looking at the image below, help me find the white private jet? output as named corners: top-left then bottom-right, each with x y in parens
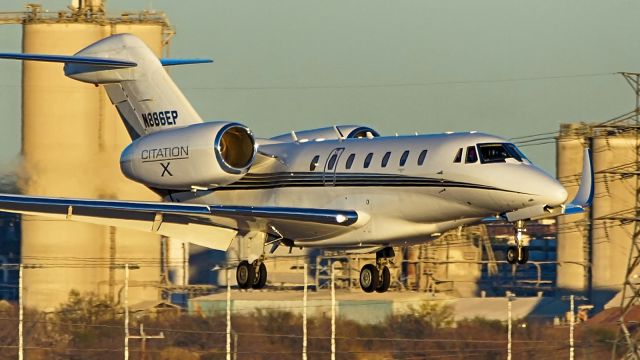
top-left (0, 34), bottom-right (592, 293)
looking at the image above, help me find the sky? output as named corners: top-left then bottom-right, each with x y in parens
top-left (1, 0), bottom-right (640, 174)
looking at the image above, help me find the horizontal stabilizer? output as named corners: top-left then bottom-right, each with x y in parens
top-left (160, 58), bottom-right (213, 66)
top-left (0, 53), bottom-right (137, 67)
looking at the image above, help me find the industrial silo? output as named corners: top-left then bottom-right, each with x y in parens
top-left (20, 2), bottom-right (172, 309)
top-left (589, 131), bottom-right (638, 307)
top-left (555, 123), bottom-right (590, 294)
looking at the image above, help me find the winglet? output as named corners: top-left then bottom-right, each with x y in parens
top-left (564, 148), bottom-right (593, 214)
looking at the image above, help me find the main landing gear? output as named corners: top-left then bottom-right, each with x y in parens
top-left (359, 247), bottom-right (393, 293)
top-left (506, 220), bottom-right (529, 265)
top-left (236, 256), bottom-right (268, 290)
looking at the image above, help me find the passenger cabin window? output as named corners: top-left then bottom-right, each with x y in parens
top-left (310, 155), bottom-right (320, 171)
top-left (465, 146), bottom-right (478, 163)
top-left (327, 154), bottom-right (338, 170)
top-left (345, 153), bottom-right (356, 169)
top-left (477, 143), bottom-right (527, 164)
top-left (364, 153), bottom-right (374, 168)
top-left (381, 152), bottom-right (391, 167)
top-left (399, 150), bottom-right (410, 167)
top-left (417, 150), bottom-right (428, 166)
top-left (453, 148), bottom-right (463, 163)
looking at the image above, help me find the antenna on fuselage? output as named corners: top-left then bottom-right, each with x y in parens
top-left (290, 130), bottom-right (298, 142)
top-left (333, 125), bottom-right (346, 141)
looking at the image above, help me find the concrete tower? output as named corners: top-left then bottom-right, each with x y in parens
top-left (589, 132), bottom-right (638, 306)
top-left (556, 123), bottom-right (590, 294)
top-left (19, 2), bottom-right (174, 309)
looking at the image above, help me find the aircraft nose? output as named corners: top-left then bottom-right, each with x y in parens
top-left (547, 181), bottom-right (568, 206)
top-left (536, 173), bottom-right (568, 206)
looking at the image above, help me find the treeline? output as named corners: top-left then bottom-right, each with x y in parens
top-left (0, 291), bottom-right (616, 359)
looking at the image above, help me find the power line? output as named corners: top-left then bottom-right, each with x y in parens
top-left (185, 72), bottom-right (615, 91)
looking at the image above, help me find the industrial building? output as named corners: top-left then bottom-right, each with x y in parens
top-left (0, 1), bottom-right (181, 310)
top-left (556, 117), bottom-right (640, 310)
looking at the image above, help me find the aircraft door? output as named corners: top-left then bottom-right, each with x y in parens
top-left (323, 147), bottom-right (345, 186)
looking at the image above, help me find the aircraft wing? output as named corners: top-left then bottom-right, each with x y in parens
top-left (0, 194), bottom-right (362, 251)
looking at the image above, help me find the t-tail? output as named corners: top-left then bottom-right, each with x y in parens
top-left (0, 33), bottom-right (212, 139)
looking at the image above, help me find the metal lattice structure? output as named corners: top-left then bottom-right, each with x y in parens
top-left (607, 72), bottom-right (640, 359)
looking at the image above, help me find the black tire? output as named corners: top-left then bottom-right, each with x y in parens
top-left (360, 264), bottom-right (379, 293)
top-left (236, 260), bottom-right (254, 289)
top-left (252, 262), bottom-right (268, 289)
top-left (375, 266), bottom-right (391, 293)
top-left (517, 247), bottom-right (529, 265)
top-left (506, 247), bottom-right (517, 265)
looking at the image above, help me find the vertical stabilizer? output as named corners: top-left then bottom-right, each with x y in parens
top-left (64, 33), bottom-right (203, 138)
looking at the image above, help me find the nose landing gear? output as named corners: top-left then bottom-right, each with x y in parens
top-left (506, 220), bottom-right (529, 265)
top-left (359, 247), bottom-right (393, 293)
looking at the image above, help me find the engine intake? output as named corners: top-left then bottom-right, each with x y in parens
top-left (120, 122), bottom-right (256, 190)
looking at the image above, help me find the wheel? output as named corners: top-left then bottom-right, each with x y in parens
top-left (360, 264), bottom-right (379, 293)
top-left (506, 247), bottom-right (517, 265)
top-left (375, 266), bottom-right (391, 293)
top-left (236, 260), bottom-right (254, 289)
top-left (517, 247), bottom-right (529, 265)
top-left (252, 262), bottom-right (268, 289)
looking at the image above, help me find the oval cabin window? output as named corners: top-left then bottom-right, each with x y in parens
top-left (364, 153), bottom-right (374, 168)
top-left (399, 150), bottom-right (410, 166)
top-left (418, 150), bottom-right (428, 166)
top-left (345, 153), bottom-right (356, 169)
top-left (381, 152), bottom-right (391, 167)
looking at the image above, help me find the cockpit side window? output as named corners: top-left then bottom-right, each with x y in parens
top-left (477, 143), bottom-right (527, 164)
top-left (504, 143), bottom-right (528, 162)
top-left (453, 148), bottom-right (463, 163)
top-left (465, 146), bottom-right (478, 163)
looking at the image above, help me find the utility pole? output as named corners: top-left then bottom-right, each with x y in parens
top-left (506, 292), bottom-right (516, 360)
top-left (18, 264), bottom-right (22, 360)
top-left (226, 267), bottom-right (231, 360)
top-left (115, 263), bottom-right (139, 360)
top-left (570, 295), bottom-right (575, 360)
top-left (303, 262), bottom-right (308, 360)
top-left (127, 323), bottom-right (164, 360)
top-left (562, 295), bottom-right (588, 360)
top-left (331, 261), bottom-right (337, 360)
top-left (124, 263), bottom-right (130, 360)
top-left (1, 263), bottom-right (27, 360)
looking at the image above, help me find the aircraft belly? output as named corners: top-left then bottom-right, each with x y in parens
top-left (176, 186), bottom-right (486, 224)
top-left (295, 217), bottom-right (482, 247)
top-left (171, 186), bottom-right (492, 246)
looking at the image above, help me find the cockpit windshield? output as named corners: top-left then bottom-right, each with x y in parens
top-left (477, 143), bottom-right (528, 164)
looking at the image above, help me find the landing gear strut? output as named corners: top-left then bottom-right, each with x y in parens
top-left (236, 256), bottom-right (268, 290)
top-left (507, 220), bottom-right (529, 265)
top-left (359, 247), bottom-right (393, 293)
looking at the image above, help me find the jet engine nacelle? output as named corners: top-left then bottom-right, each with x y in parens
top-left (120, 122), bottom-right (256, 190)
